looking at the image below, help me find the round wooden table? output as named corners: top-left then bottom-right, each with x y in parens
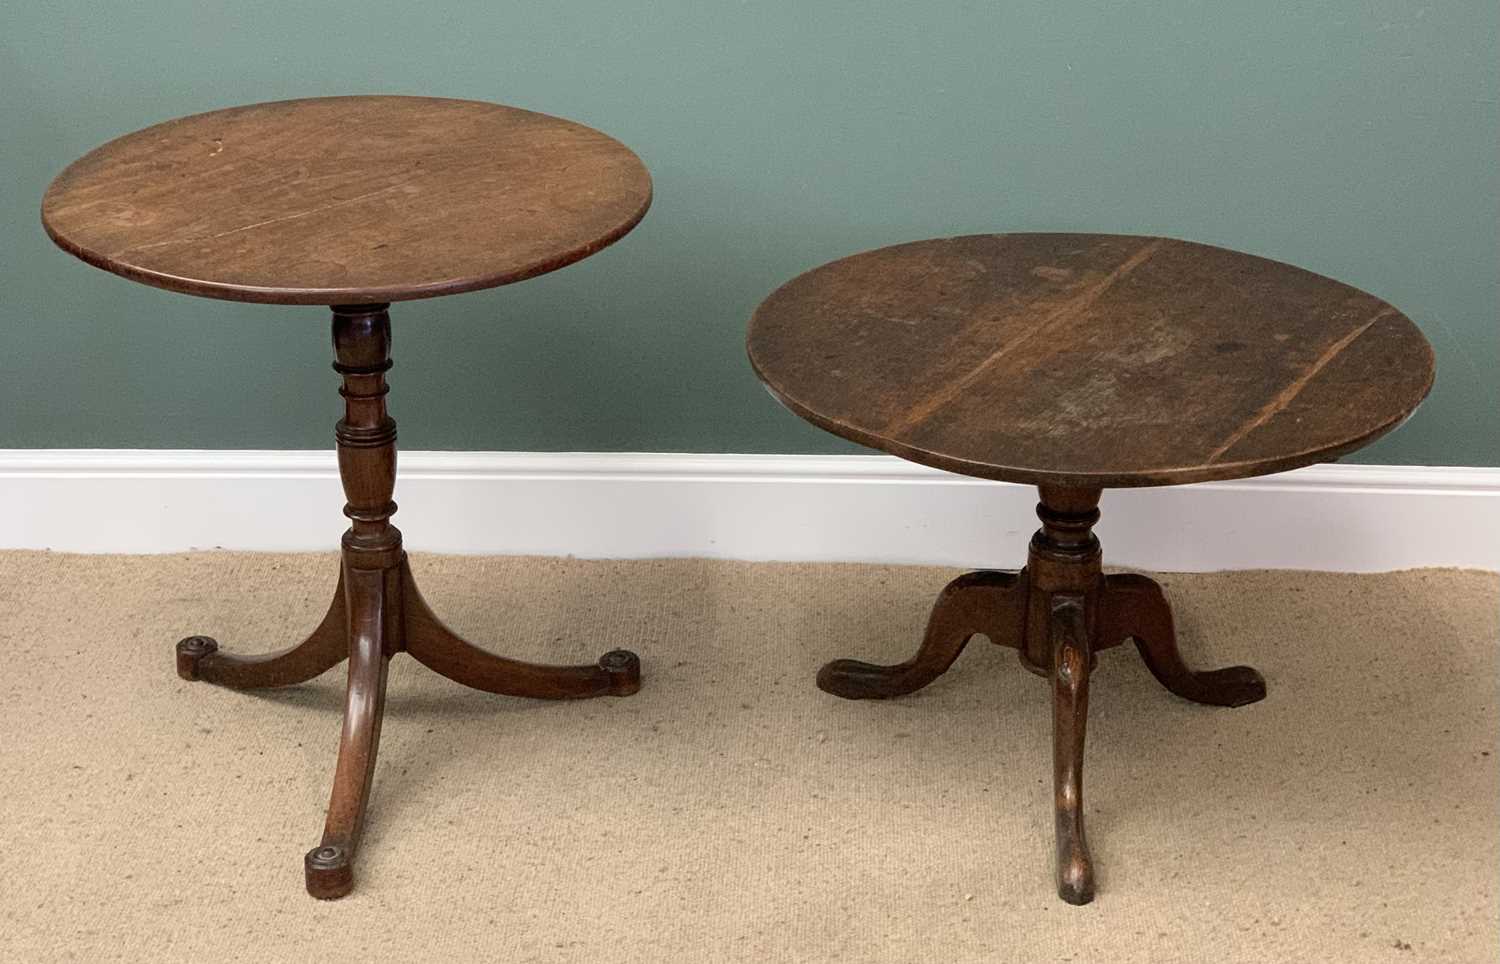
top-left (747, 233), bottom-right (1434, 904)
top-left (42, 96), bottom-right (653, 899)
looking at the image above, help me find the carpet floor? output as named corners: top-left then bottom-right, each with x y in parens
top-left (0, 552), bottom-right (1495, 963)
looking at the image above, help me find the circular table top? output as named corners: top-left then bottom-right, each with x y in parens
top-left (748, 234), bottom-right (1434, 488)
top-left (41, 96), bottom-right (652, 305)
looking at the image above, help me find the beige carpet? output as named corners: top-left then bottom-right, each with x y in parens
top-left (0, 552), bottom-right (1495, 963)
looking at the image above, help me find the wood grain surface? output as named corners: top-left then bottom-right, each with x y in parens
top-left (748, 234), bottom-right (1434, 487)
top-left (41, 96), bottom-right (652, 304)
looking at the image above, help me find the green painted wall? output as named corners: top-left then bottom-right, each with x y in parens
top-left (3, 2), bottom-right (1495, 463)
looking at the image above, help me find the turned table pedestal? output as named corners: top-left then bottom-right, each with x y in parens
top-left (42, 96), bottom-right (653, 898)
top-left (747, 233), bottom-right (1434, 903)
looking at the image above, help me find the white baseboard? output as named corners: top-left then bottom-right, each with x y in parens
top-left (1, 450), bottom-right (1496, 571)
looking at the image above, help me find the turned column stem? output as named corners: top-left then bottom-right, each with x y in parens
top-left (1033, 486), bottom-right (1102, 558)
top-left (1021, 486), bottom-right (1104, 672)
top-left (332, 304), bottom-right (402, 570)
top-left (331, 304), bottom-right (404, 665)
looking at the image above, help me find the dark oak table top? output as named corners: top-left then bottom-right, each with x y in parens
top-left (41, 96), bottom-right (652, 305)
top-left (748, 234), bottom-right (1434, 488)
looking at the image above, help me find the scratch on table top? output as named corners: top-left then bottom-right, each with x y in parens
top-left (1205, 307), bottom-right (1392, 463)
top-left (108, 181), bottom-right (419, 258)
top-left (882, 239), bottom-right (1164, 436)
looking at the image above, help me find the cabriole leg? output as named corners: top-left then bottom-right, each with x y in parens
top-left (1100, 573), bottom-right (1266, 707)
top-left (817, 570), bottom-right (1027, 700)
top-left (1050, 595), bottom-right (1095, 905)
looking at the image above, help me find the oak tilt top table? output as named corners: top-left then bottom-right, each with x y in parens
top-left (43, 96), bottom-right (652, 898)
top-left (748, 233), bottom-right (1434, 904)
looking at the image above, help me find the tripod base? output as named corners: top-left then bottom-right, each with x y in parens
top-left (177, 555), bottom-right (639, 899)
top-left (817, 486), bottom-right (1265, 904)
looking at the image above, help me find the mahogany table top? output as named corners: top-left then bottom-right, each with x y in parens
top-left (42, 96), bottom-right (652, 305)
top-left (748, 234), bottom-right (1434, 487)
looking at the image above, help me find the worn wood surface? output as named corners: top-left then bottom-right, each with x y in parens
top-left (816, 488), bottom-right (1267, 904)
top-left (41, 96), bottom-right (652, 304)
top-left (748, 234), bottom-right (1434, 487)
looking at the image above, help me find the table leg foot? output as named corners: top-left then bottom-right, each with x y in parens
top-left (817, 570), bottom-right (1026, 700)
top-left (402, 560), bottom-right (641, 699)
top-left (1102, 573), bottom-right (1267, 707)
top-left (1051, 595), bottom-right (1096, 905)
top-left (304, 844), bottom-right (354, 900)
top-left (175, 570), bottom-right (347, 687)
